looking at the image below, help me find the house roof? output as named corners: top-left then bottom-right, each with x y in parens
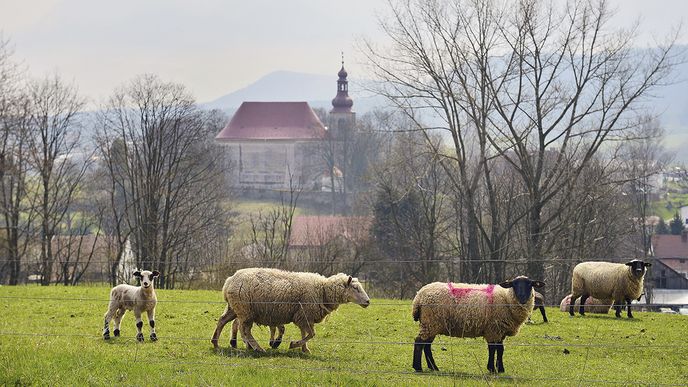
top-left (215, 102), bottom-right (327, 141)
top-left (289, 216), bottom-right (372, 247)
top-left (651, 234), bottom-right (688, 260)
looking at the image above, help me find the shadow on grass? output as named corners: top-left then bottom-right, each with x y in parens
top-left (413, 369), bottom-right (519, 382)
top-left (573, 314), bottom-right (643, 323)
top-left (212, 346), bottom-right (324, 361)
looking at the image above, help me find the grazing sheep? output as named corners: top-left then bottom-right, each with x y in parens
top-left (528, 291), bottom-right (548, 323)
top-left (103, 270), bottom-right (159, 342)
top-left (559, 294), bottom-right (611, 314)
top-left (569, 259), bottom-right (651, 318)
top-left (229, 320), bottom-right (286, 349)
top-left (412, 276), bottom-right (545, 373)
top-left (211, 268), bottom-right (370, 353)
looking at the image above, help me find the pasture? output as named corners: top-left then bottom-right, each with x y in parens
top-left (0, 285), bottom-right (686, 386)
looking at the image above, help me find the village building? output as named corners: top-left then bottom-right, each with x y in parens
top-left (645, 231), bottom-right (688, 309)
top-left (215, 61), bottom-right (355, 192)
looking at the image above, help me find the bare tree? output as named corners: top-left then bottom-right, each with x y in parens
top-left (97, 75), bottom-right (231, 288)
top-left (371, 131), bottom-right (454, 297)
top-left (0, 36), bottom-right (36, 285)
top-left (246, 175), bottom-right (300, 268)
top-left (364, 0), bottom-right (680, 285)
top-left (26, 75), bottom-right (87, 286)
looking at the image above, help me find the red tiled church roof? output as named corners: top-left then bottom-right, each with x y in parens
top-left (215, 102), bottom-right (327, 141)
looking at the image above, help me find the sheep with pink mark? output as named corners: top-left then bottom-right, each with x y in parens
top-left (412, 276), bottom-right (545, 373)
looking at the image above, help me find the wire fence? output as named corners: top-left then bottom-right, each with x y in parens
top-left (1, 288), bottom-right (686, 385)
top-left (0, 294), bottom-right (675, 310)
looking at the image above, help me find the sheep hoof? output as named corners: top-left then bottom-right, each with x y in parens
top-left (136, 333), bottom-right (145, 342)
top-left (113, 329), bottom-right (120, 337)
top-left (103, 332), bottom-right (110, 340)
top-left (289, 341), bottom-right (300, 349)
top-left (211, 339), bottom-right (219, 349)
top-left (270, 339), bottom-right (282, 349)
top-left (413, 367), bottom-right (423, 373)
top-left (497, 366), bottom-right (505, 373)
top-left (150, 333), bottom-right (158, 342)
top-left (229, 338), bottom-right (237, 348)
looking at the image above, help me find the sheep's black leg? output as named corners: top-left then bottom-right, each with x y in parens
top-left (136, 320), bottom-right (144, 342)
top-left (270, 325), bottom-right (285, 349)
top-left (579, 294), bottom-right (589, 316)
top-left (614, 299), bottom-right (622, 318)
top-left (625, 298), bottom-right (633, 318)
top-left (423, 336), bottom-right (439, 371)
top-left (539, 305), bottom-right (548, 323)
top-left (149, 320), bottom-right (157, 341)
top-left (495, 342), bottom-right (505, 373)
top-left (103, 318), bottom-right (110, 340)
top-left (487, 343), bottom-right (497, 373)
top-left (412, 336), bottom-right (424, 372)
top-left (148, 309), bottom-right (157, 341)
top-left (568, 295), bottom-right (578, 317)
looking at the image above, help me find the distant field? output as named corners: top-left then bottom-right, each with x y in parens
top-left (652, 191), bottom-right (688, 220)
top-left (1, 285), bottom-right (687, 386)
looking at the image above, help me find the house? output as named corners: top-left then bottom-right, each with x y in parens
top-left (646, 232), bottom-right (688, 307)
top-left (289, 215), bottom-right (372, 249)
top-left (25, 234), bottom-right (135, 285)
top-left (215, 62), bottom-right (356, 192)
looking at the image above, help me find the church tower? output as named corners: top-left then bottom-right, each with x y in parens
top-left (329, 56), bottom-right (356, 140)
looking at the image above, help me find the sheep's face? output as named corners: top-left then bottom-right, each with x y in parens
top-left (133, 270), bottom-right (160, 289)
top-left (626, 259), bottom-right (651, 278)
top-left (344, 276), bottom-right (370, 308)
top-left (499, 276), bottom-right (545, 305)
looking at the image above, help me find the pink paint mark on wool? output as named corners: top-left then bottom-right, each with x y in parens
top-left (447, 283), bottom-right (496, 304)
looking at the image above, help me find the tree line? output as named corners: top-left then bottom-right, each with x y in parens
top-left (0, 37), bottom-right (231, 288)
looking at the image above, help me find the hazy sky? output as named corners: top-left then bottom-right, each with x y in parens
top-left (0, 0), bottom-right (685, 105)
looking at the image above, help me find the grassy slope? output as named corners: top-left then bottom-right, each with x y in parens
top-left (0, 285), bottom-right (686, 386)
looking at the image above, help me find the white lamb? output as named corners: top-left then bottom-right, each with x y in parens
top-left (103, 270), bottom-right (159, 342)
top-left (211, 268), bottom-right (370, 353)
top-left (569, 259), bottom-right (651, 318)
top-left (412, 276), bottom-right (545, 373)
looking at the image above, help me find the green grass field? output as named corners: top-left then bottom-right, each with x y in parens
top-left (1, 285), bottom-right (686, 386)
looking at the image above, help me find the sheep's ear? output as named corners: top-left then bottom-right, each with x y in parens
top-left (347, 276), bottom-right (353, 286)
top-left (499, 280), bottom-right (513, 288)
top-left (625, 261), bottom-right (633, 266)
top-left (152, 270), bottom-right (160, 278)
top-left (644, 262), bottom-right (652, 267)
top-left (532, 280), bottom-right (546, 289)
top-left (133, 271), bottom-right (142, 278)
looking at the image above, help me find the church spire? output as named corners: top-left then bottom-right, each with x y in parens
top-left (331, 53), bottom-right (353, 113)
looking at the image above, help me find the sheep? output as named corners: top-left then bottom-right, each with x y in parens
top-left (412, 276), bottom-right (545, 373)
top-left (559, 294), bottom-right (611, 314)
top-left (229, 320), bottom-right (286, 349)
top-left (568, 259), bottom-right (651, 318)
top-left (103, 270), bottom-right (159, 342)
top-left (527, 291), bottom-right (548, 323)
top-left (210, 268), bottom-right (370, 353)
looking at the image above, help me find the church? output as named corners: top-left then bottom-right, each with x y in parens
top-left (215, 62), bottom-right (356, 192)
